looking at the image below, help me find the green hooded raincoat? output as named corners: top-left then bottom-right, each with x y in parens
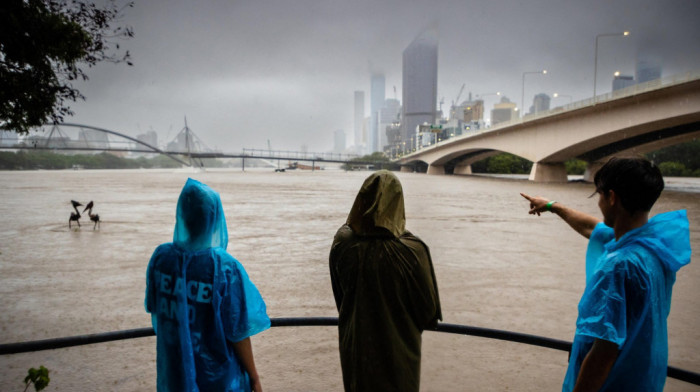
top-left (329, 170), bottom-right (442, 392)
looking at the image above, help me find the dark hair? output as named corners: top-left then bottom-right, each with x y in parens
top-left (593, 157), bottom-right (664, 213)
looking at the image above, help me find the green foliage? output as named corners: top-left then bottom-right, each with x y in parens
top-left (471, 153), bottom-right (532, 174)
top-left (467, 140), bottom-right (700, 177)
top-left (0, 151), bottom-right (189, 170)
top-left (647, 139), bottom-right (700, 176)
top-left (343, 152), bottom-right (400, 171)
top-left (24, 366), bottom-right (50, 392)
top-left (657, 162), bottom-right (691, 177)
top-left (0, 0), bottom-right (134, 135)
top-left (565, 159), bottom-right (587, 175)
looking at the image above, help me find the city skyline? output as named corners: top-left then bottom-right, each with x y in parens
top-left (53, 0), bottom-right (700, 153)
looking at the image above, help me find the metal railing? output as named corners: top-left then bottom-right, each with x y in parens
top-left (0, 317), bottom-right (697, 386)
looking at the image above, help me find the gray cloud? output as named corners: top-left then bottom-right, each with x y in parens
top-left (67, 0), bottom-right (700, 153)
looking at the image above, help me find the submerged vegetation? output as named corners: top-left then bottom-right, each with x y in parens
top-left (0, 139), bottom-right (698, 177)
top-left (0, 151), bottom-right (225, 170)
top-left (470, 139), bottom-right (700, 177)
top-left (343, 152), bottom-right (400, 171)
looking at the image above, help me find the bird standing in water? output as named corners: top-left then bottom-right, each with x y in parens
top-left (83, 201), bottom-right (100, 230)
top-left (69, 200), bottom-right (82, 228)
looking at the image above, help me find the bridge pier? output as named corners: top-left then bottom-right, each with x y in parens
top-left (400, 166), bottom-right (414, 173)
top-left (453, 163), bottom-right (472, 175)
top-left (583, 161), bottom-right (604, 182)
top-left (427, 164), bottom-right (445, 175)
top-left (528, 162), bottom-right (568, 183)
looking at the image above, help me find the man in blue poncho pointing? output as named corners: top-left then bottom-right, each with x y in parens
top-left (521, 157), bottom-right (691, 391)
top-left (146, 178), bottom-right (270, 391)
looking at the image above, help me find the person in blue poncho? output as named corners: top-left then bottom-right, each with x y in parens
top-left (521, 157), bottom-right (691, 391)
top-left (146, 178), bottom-right (270, 392)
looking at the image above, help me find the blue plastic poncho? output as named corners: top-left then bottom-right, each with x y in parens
top-left (145, 178), bottom-right (270, 392)
top-left (563, 210), bottom-right (691, 391)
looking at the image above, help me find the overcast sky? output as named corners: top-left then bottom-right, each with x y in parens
top-left (65, 0), bottom-right (700, 153)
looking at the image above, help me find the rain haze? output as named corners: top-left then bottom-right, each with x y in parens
top-left (66, 0), bottom-right (700, 153)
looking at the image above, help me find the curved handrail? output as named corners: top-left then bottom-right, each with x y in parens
top-left (0, 317), bottom-right (697, 385)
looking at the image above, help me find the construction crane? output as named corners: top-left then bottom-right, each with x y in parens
top-left (452, 83), bottom-right (466, 106)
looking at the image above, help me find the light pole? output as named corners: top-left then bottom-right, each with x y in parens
top-left (521, 70), bottom-right (547, 117)
top-left (593, 31), bottom-right (630, 101)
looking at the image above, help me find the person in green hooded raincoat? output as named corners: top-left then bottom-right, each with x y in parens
top-left (329, 170), bottom-right (442, 392)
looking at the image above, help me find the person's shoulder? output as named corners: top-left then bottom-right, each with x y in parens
top-left (591, 222), bottom-right (615, 243)
top-left (602, 246), bottom-right (651, 279)
top-left (399, 231), bottom-right (430, 254)
top-left (151, 243), bottom-right (176, 258)
top-left (332, 224), bottom-right (354, 244)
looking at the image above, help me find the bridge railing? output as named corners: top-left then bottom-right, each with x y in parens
top-left (0, 317), bottom-right (697, 386)
top-left (242, 148), bottom-right (361, 162)
top-left (396, 69), bottom-right (700, 159)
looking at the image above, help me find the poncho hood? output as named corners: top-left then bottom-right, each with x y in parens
top-left (608, 210), bottom-right (691, 272)
top-left (173, 178), bottom-right (228, 251)
top-left (347, 170), bottom-right (406, 237)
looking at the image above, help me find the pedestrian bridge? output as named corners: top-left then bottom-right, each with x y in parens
top-left (395, 72), bottom-right (700, 182)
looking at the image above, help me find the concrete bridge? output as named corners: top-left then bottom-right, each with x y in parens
top-left (396, 72), bottom-right (700, 182)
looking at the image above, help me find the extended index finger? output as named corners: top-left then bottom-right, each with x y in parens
top-left (520, 192), bottom-right (532, 201)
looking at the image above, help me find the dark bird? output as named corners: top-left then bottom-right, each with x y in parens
top-left (69, 200), bottom-right (82, 228)
top-left (83, 201), bottom-right (101, 230)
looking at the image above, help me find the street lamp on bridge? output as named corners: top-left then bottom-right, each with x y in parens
top-left (521, 70), bottom-right (547, 117)
top-left (593, 31), bottom-right (630, 102)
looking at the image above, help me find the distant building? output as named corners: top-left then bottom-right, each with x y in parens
top-left (529, 93), bottom-right (550, 114)
top-left (491, 96), bottom-right (517, 126)
top-left (0, 130), bottom-right (18, 147)
top-left (333, 129), bottom-right (346, 154)
top-left (370, 74), bottom-right (385, 153)
top-left (378, 98), bottom-right (401, 152)
top-left (136, 130), bottom-right (158, 148)
top-left (354, 91), bottom-right (365, 151)
top-left (612, 74), bottom-right (635, 91)
top-left (78, 128), bottom-right (110, 149)
top-left (385, 121), bottom-right (402, 156)
top-left (401, 29), bottom-right (438, 146)
top-left (636, 58), bottom-right (661, 84)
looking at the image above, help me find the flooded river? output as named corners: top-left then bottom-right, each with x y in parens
top-left (0, 169), bottom-right (698, 391)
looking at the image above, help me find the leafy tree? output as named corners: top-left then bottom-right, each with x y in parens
top-left (565, 159), bottom-right (587, 175)
top-left (647, 139), bottom-right (700, 172)
top-left (0, 0), bottom-right (134, 135)
top-left (343, 152), bottom-right (399, 171)
top-left (657, 161), bottom-right (690, 177)
top-left (471, 153), bottom-right (532, 174)
top-left (0, 151), bottom-right (190, 170)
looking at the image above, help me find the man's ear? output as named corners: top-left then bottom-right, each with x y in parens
top-left (607, 189), bottom-right (617, 206)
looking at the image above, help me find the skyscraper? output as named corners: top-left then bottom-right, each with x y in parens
top-left (334, 129), bottom-right (346, 153)
top-left (612, 74), bottom-right (635, 91)
top-left (491, 96), bottom-right (517, 126)
top-left (378, 98), bottom-right (401, 152)
top-left (370, 74), bottom-right (385, 153)
top-left (401, 29), bottom-right (438, 145)
top-left (530, 93), bottom-right (550, 114)
top-left (353, 91), bottom-right (365, 152)
top-left (636, 58), bottom-right (661, 84)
